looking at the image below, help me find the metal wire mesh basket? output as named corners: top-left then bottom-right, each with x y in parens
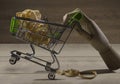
top-left (10, 16), bottom-right (73, 54)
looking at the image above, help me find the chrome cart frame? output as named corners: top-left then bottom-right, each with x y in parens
top-left (9, 16), bottom-right (74, 80)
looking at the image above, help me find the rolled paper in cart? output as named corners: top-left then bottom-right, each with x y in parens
top-left (63, 8), bottom-right (120, 70)
top-left (10, 9), bottom-right (51, 45)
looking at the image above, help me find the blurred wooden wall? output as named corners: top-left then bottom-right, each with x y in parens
top-left (0, 0), bottom-right (120, 43)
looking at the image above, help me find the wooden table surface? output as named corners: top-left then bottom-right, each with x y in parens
top-left (0, 44), bottom-right (120, 84)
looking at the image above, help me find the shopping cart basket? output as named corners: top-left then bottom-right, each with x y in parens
top-left (9, 16), bottom-right (74, 80)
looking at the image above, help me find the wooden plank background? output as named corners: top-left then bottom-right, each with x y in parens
top-left (0, 0), bottom-right (120, 43)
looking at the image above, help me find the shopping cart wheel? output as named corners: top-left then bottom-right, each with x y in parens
top-left (48, 72), bottom-right (55, 80)
top-left (9, 56), bottom-right (17, 65)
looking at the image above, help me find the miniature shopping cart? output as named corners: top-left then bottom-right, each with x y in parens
top-left (9, 16), bottom-right (76, 80)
